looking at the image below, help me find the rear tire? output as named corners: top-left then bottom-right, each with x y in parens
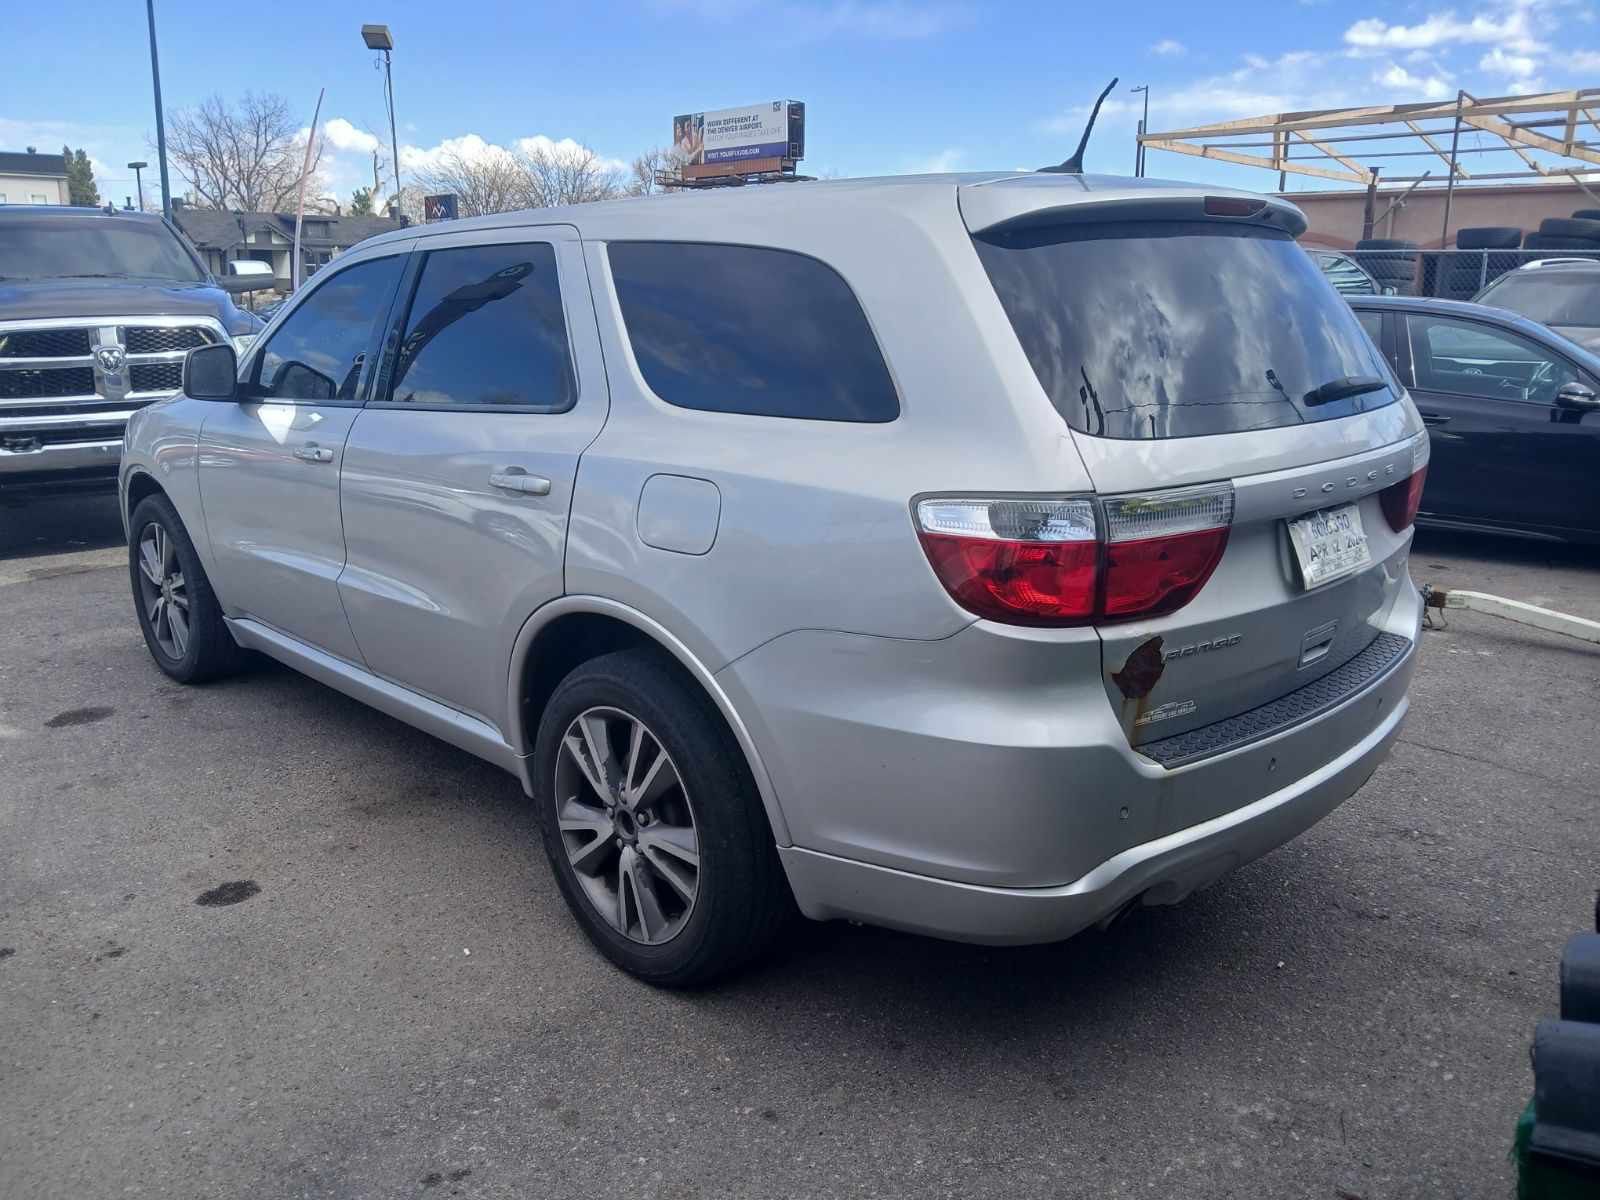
top-left (129, 494), bottom-right (243, 684)
top-left (532, 649), bottom-right (790, 987)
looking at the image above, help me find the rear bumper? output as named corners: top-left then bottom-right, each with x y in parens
top-left (0, 437), bottom-right (122, 491)
top-left (777, 681), bottom-right (1408, 945)
top-left (723, 578), bottom-right (1420, 944)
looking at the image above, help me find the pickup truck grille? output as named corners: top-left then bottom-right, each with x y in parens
top-left (0, 328), bottom-right (94, 358)
top-left (0, 367), bottom-right (96, 400)
top-left (0, 318), bottom-right (223, 477)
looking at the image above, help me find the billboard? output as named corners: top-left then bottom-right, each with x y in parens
top-left (423, 193), bottom-right (458, 222)
top-left (673, 101), bottom-right (805, 167)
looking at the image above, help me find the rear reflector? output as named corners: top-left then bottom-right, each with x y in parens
top-left (915, 483), bottom-right (1234, 627)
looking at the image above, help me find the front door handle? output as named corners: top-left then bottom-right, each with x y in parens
top-left (1419, 411), bottom-right (1451, 426)
top-left (293, 443), bottom-right (335, 463)
top-left (489, 468), bottom-right (552, 496)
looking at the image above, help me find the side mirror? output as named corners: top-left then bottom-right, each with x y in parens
top-left (183, 342), bottom-right (239, 401)
top-left (1557, 381), bottom-right (1600, 409)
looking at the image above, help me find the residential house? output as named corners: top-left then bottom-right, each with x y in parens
top-left (172, 208), bottom-right (404, 291)
top-left (0, 149), bottom-right (69, 205)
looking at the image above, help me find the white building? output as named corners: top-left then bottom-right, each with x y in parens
top-left (0, 149), bottom-right (69, 205)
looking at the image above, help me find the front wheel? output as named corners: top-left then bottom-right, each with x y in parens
top-left (129, 493), bottom-right (243, 684)
top-left (533, 649), bottom-right (790, 987)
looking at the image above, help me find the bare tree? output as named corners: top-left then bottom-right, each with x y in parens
top-left (166, 93), bottom-right (326, 212)
top-left (410, 146), bottom-right (527, 217)
top-left (627, 146), bottom-right (686, 196)
top-left (518, 142), bottom-right (623, 207)
top-left (409, 139), bottom-right (623, 215)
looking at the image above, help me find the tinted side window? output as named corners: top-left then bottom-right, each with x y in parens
top-left (608, 242), bottom-right (898, 422)
top-left (1356, 311), bottom-right (1383, 344)
top-left (254, 255), bottom-right (403, 402)
top-left (387, 242), bottom-right (574, 411)
top-left (1409, 314), bottom-right (1575, 403)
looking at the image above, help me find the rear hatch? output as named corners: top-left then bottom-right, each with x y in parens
top-left (960, 178), bottom-right (1424, 758)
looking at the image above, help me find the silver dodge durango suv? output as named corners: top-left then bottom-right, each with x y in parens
top-left (121, 172), bottom-right (1427, 985)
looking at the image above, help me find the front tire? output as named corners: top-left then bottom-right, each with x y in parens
top-left (129, 493), bottom-right (242, 684)
top-left (533, 649), bottom-right (789, 987)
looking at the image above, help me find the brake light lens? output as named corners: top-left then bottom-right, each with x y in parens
top-left (1379, 437), bottom-right (1430, 531)
top-left (1380, 467), bottom-right (1427, 531)
top-left (916, 498), bottom-right (1098, 625)
top-left (914, 483), bottom-right (1234, 627)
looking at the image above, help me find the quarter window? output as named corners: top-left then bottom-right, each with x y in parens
top-left (386, 242), bottom-right (575, 411)
top-left (608, 241), bottom-right (899, 422)
top-left (252, 254), bottom-right (403, 402)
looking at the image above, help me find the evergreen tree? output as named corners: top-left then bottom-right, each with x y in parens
top-left (349, 186), bottom-right (375, 216)
top-left (63, 146), bottom-right (100, 206)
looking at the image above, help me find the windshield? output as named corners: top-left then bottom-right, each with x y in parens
top-left (0, 215), bottom-right (206, 283)
top-left (973, 221), bottom-right (1396, 440)
top-left (1478, 272), bottom-right (1600, 328)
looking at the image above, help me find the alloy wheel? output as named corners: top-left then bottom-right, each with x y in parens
top-left (553, 706), bottom-right (701, 945)
top-left (135, 522), bottom-right (190, 659)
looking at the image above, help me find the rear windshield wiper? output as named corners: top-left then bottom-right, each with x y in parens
top-left (1303, 375), bottom-right (1389, 406)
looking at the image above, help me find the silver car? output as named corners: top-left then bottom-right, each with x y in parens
top-left (121, 173), bottom-right (1427, 985)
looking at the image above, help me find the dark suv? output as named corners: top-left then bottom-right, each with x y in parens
top-left (0, 205), bottom-right (262, 493)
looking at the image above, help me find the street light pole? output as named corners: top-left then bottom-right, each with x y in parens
top-left (145, 0), bottom-right (172, 218)
top-left (361, 25), bottom-right (402, 212)
top-left (1130, 85), bottom-right (1150, 177)
top-left (128, 161), bottom-right (148, 212)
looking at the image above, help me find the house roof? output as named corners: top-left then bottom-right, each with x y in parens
top-left (172, 209), bottom-right (403, 251)
top-left (0, 150), bottom-right (68, 178)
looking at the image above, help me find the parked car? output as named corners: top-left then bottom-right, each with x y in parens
top-left (0, 205), bottom-right (263, 494)
top-left (1474, 258), bottom-right (1600, 352)
top-left (1351, 294), bottom-right (1600, 543)
top-left (1310, 248), bottom-right (1381, 295)
top-left (121, 174), bottom-right (1426, 985)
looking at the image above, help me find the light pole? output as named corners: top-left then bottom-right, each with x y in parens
top-left (128, 161), bottom-right (148, 211)
top-left (1130, 85), bottom-right (1150, 177)
top-left (145, 0), bottom-right (172, 218)
top-left (361, 24), bottom-right (402, 213)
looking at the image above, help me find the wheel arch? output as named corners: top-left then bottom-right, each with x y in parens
top-left (508, 597), bottom-right (792, 846)
top-left (123, 468), bottom-right (166, 533)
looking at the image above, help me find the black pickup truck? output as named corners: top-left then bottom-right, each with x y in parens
top-left (0, 205), bottom-right (263, 493)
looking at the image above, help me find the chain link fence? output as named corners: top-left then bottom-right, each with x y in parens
top-left (1349, 247), bottom-right (1600, 300)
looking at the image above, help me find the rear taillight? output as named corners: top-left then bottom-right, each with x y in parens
top-left (1379, 438), bottom-right (1431, 531)
top-left (914, 483), bottom-right (1234, 627)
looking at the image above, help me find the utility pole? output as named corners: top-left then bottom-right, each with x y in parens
top-left (145, 0), bottom-right (172, 218)
top-left (1130, 85), bottom-right (1150, 177)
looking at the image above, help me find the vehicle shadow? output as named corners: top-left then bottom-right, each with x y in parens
top-left (1413, 525), bottom-right (1599, 571)
top-left (0, 491), bottom-right (123, 561)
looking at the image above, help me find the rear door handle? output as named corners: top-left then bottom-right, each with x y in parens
top-left (489, 468), bottom-right (552, 496)
top-left (1419, 412), bottom-right (1452, 426)
top-left (293, 443), bottom-right (335, 463)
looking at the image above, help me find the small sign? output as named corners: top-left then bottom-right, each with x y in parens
top-left (424, 194), bottom-right (459, 222)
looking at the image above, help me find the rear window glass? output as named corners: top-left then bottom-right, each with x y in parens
top-left (1478, 272), bottom-right (1600, 328)
top-left (608, 241), bottom-right (899, 422)
top-left (973, 221), bottom-right (1395, 440)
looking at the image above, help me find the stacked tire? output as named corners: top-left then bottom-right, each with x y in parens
top-left (1353, 238), bottom-right (1417, 294)
top-left (1522, 216), bottom-right (1600, 252)
top-left (1445, 227), bottom-right (1521, 299)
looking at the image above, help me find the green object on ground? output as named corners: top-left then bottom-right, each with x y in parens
top-left (1514, 1097), bottom-right (1600, 1200)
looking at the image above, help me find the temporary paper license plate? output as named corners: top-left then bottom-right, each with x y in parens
top-left (1288, 503), bottom-right (1372, 589)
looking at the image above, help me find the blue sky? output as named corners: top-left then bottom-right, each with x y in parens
top-left (5, 0), bottom-right (1600, 207)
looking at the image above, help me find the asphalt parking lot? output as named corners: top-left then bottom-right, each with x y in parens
top-left (1, 493), bottom-right (1596, 1200)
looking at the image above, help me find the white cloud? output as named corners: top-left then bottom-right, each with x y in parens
top-left (1151, 39), bottom-right (1187, 57)
top-left (1480, 46), bottom-right (1539, 76)
top-left (393, 132), bottom-right (627, 177)
top-left (1567, 49), bottom-right (1600, 69)
top-left (1377, 63), bottom-right (1454, 99)
top-left (1344, 7), bottom-right (1545, 55)
top-left (322, 118), bottom-right (381, 155)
